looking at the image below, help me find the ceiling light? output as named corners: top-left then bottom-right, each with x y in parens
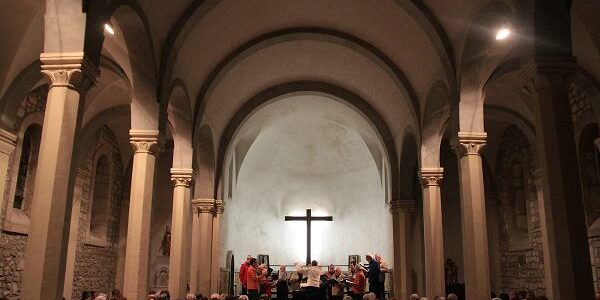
top-left (104, 23), bottom-right (115, 35)
top-left (495, 28), bottom-right (511, 40)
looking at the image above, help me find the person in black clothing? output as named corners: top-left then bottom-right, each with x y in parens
top-left (363, 254), bottom-right (381, 299)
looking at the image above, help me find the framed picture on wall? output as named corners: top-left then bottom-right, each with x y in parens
top-left (348, 255), bottom-right (360, 266)
top-left (258, 254), bottom-right (270, 268)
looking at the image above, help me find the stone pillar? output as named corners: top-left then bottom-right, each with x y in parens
top-left (63, 169), bottom-right (88, 300)
top-left (123, 129), bottom-right (159, 300)
top-left (190, 199), bottom-right (215, 295)
top-left (115, 192), bottom-right (130, 291)
top-left (485, 193), bottom-right (501, 294)
top-left (0, 129), bottom-right (16, 215)
top-left (419, 168), bottom-right (445, 299)
top-left (21, 53), bottom-right (95, 300)
top-left (390, 200), bottom-right (418, 299)
top-left (532, 170), bottom-right (554, 300)
top-left (528, 63), bottom-right (594, 299)
top-left (169, 168), bottom-right (193, 298)
top-left (210, 200), bottom-right (224, 293)
top-left (452, 132), bottom-right (490, 300)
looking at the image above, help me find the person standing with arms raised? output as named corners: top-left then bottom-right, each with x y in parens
top-left (247, 258), bottom-right (267, 300)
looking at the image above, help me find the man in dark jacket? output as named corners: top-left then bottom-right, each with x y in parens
top-left (363, 254), bottom-right (381, 299)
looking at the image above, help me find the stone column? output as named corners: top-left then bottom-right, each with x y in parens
top-left (169, 168), bottom-right (193, 298)
top-left (452, 132), bottom-right (490, 300)
top-left (21, 53), bottom-right (95, 300)
top-left (63, 169), bottom-right (88, 300)
top-left (0, 129), bottom-right (16, 215)
top-left (419, 168), bottom-right (445, 299)
top-left (210, 200), bottom-right (224, 293)
top-left (528, 64), bottom-right (594, 299)
top-left (485, 193), bottom-right (501, 294)
top-left (123, 129), bottom-right (159, 300)
top-left (390, 200), bottom-right (418, 299)
top-left (190, 199), bottom-right (215, 295)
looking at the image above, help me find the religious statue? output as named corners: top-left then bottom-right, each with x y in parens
top-left (160, 226), bottom-right (171, 256)
top-left (444, 258), bottom-right (458, 285)
top-left (155, 269), bottom-right (169, 287)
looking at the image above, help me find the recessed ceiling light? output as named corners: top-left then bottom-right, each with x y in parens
top-left (495, 28), bottom-right (511, 40)
top-left (104, 23), bottom-right (115, 35)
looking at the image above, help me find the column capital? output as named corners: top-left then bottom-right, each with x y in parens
top-left (389, 200), bottom-right (418, 214)
top-left (40, 52), bottom-right (97, 92)
top-left (0, 128), bottom-right (16, 155)
top-left (170, 168), bottom-right (193, 187)
top-left (192, 198), bottom-right (220, 214)
top-left (520, 57), bottom-right (579, 91)
top-left (451, 132), bottom-right (487, 157)
top-left (419, 167), bottom-right (444, 187)
top-left (214, 199), bottom-right (224, 214)
top-left (129, 129), bottom-right (159, 154)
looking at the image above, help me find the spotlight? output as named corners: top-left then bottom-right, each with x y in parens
top-left (104, 23), bottom-right (115, 35)
top-left (495, 27), bottom-right (511, 40)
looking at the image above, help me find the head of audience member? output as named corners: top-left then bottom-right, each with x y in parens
top-left (508, 291), bottom-right (519, 300)
top-left (526, 291), bottom-right (535, 300)
top-left (195, 294), bottom-right (203, 300)
top-left (498, 293), bottom-right (509, 300)
top-left (311, 260), bottom-right (318, 266)
top-left (362, 293), bottom-right (376, 300)
top-left (185, 294), bottom-right (195, 300)
top-left (434, 296), bottom-right (445, 300)
top-left (94, 294), bottom-right (108, 300)
top-left (111, 290), bottom-right (122, 300)
top-left (82, 291), bottom-right (92, 300)
top-left (209, 293), bottom-right (220, 300)
top-left (147, 290), bottom-right (158, 300)
top-left (343, 296), bottom-right (353, 300)
top-left (238, 296), bottom-right (248, 300)
top-left (249, 258), bottom-right (258, 268)
top-left (157, 291), bottom-right (169, 300)
top-left (446, 294), bottom-right (457, 300)
top-left (408, 295), bottom-right (420, 300)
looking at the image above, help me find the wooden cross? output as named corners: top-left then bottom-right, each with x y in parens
top-left (285, 208), bottom-right (333, 265)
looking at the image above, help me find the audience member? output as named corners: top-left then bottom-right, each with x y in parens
top-left (409, 294), bottom-right (420, 300)
top-left (446, 294), bottom-right (457, 300)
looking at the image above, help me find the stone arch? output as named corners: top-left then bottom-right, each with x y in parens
top-left (421, 81), bottom-right (451, 167)
top-left (158, 1), bottom-right (455, 100)
top-left (105, 1), bottom-right (159, 130)
top-left (194, 124), bottom-right (216, 199)
top-left (459, 1), bottom-right (515, 132)
top-left (399, 133), bottom-right (420, 201)
top-left (577, 123), bottom-right (600, 231)
top-left (214, 81), bottom-right (399, 201)
top-left (0, 61), bottom-right (44, 130)
top-left (494, 125), bottom-right (547, 294)
top-left (190, 28), bottom-right (421, 131)
top-left (164, 80), bottom-right (193, 169)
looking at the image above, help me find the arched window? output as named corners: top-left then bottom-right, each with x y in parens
top-left (90, 155), bottom-right (111, 240)
top-left (13, 125), bottom-right (41, 211)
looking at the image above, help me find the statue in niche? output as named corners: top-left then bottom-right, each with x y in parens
top-left (155, 269), bottom-right (169, 287)
top-left (444, 258), bottom-right (458, 285)
top-left (160, 226), bottom-right (171, 256)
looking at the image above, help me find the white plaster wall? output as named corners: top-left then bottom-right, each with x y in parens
top-left (221, 96), bottom-right (393, 268)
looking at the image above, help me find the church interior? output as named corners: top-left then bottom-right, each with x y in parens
top-left (0, 0), bottom-right (599, 300)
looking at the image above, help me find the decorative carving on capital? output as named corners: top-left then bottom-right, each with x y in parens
top-left (170, 168), bottom-right (193, 187)
top-left (389, 200), bottom-right (418, 214)
top-left (520, 58), bottom-right (578, 91)
top-left (451, 132), bottom-right (487, 157)
top-left (192, 199), bottom-right (215, 214)
top-left (129, 129), bottom-right (159, 154)
top-left (419, 167), bottom-right (444, 187)
top-left (40, 52), bottom-right (97, 92)
top-left (0, 128), bottom-right (17, 155)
